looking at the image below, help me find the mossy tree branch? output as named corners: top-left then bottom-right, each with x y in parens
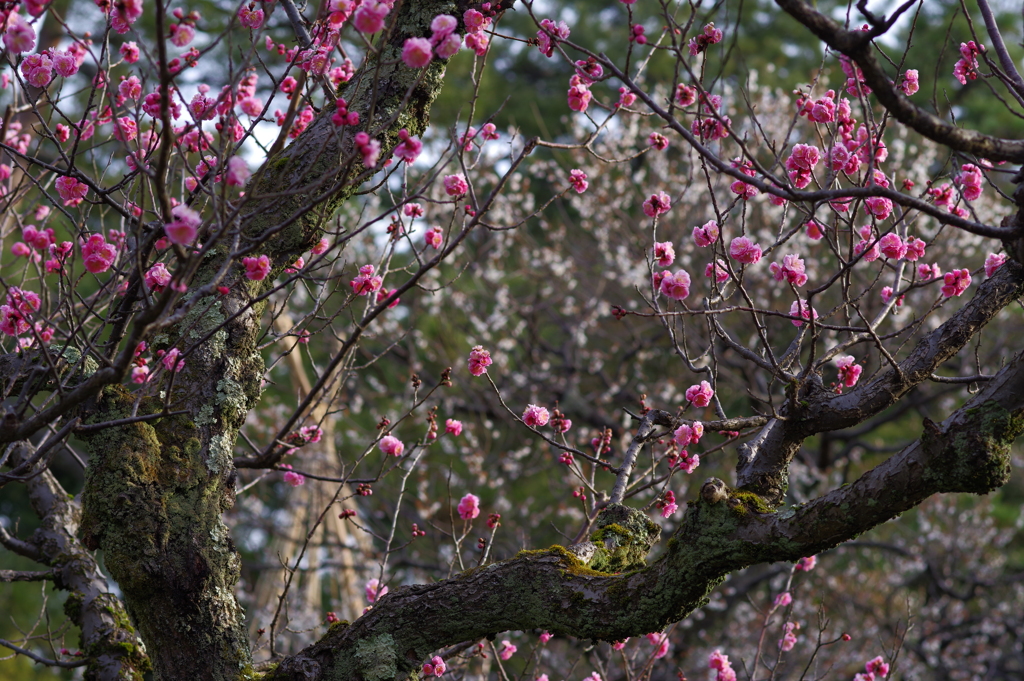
top-left (265, 351), bottom-right (1024, 681)
top-left (5, 442), bottom-right (150, 681)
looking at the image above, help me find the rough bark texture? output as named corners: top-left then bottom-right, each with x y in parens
top-left (71, 0), bottom-right (471, 678)
top-left (5, 443), bottom-right (150, 681)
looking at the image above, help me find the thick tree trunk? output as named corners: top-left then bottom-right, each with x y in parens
top-left (74, 0), bottom-right (472, 678)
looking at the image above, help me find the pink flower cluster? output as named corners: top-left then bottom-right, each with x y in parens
top-left (797, 89), bottom-right (835, 123)
top-left (709, 650), bottom-right (737, 681)
top-left (353, 1), bottom-right (390, 33)
top-left (354, 132), bottom-right (381, 168)
top-left (145, 263), bottom-right (172, 292)
top-left (835, 356), bottom-right (862, 388)
top-left (985, 252), bottom-right (1008, 278)
top-left (331, 97), bottom-right (361, 127)
top-left (941, 268), bottom-right (971, 298)
top-left (165, 205), bottom-right (201, 245)
top-left (393, 128), bottom-right (422, 164)
top-left (522, 404), bottom-right (550, 428)
top-left (468, 345), bottom-right (492, 376)
top-left (954, 41), bottom-right (983, 85)
top-left (81, 233), bottom-right (119, 274)
top-left (56, 176), bottom-right (88, 207)
top-left (444, 173), bottom-right (468, 197)
top-left (728, 236), bottom-right (761, 265)
top-left (688, 22), bottom-right (723, 55)
top-left (569, 169), bottom-right (589, 193)
top-left (463, 8), bottom-right (493, 56)
top-left (365, 578), bottom-right (388, 603)
top-left (955, 163), bottom-right (983, 201)
top-left (642, 191), bottom-right (671, 218)
top-left (769, 254), bottom-right (808, 287)
top-left (685, 381), bottom-right (714, 408)
top-left (653, 242), bottom-right (675, 267)
top-left (458, 493), bottom-right (480, 519)
top-left (244, 255), bottom-right (271, 281)
top-left (378, 434), bottom-right (405, 457)
top-left (351, 264), bottom-right (383, 295)
top-left (421, 656), bottom-right (446, 677)
top-left (659, 270), bottom-right (691, 301)
top-left (784, 144), bottom-right (820, 188)
top-left (789, 299), bottom-right (818, 327)
top-left (659, 491), bottom-right (678, 517)
top-left (0, 287), bottom-right (41, 337)
top-left (693, 220), bottom-right (719, 247)
top-left (537, 18), bottom-right (569, 58)
top-left (567, 74), bottom-right (592, 113)
top-left (498, 641), bottom-right (516, 660)
top-left (795, 555), bottom-right (817, 571)
top-left (778, 621), bottom-right (799, 651)
top-left (899, 69), bottom-right (919, 96)
top-left (281, 464), bottom-right (305, 487)
top-left (854, 656), bottom-right (890, 681)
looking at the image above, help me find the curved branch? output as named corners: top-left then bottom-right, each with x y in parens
top-left (735, 261), bottom-right (1024, 497)
top-left (775, 0), bottom-right (1024, 164)
top-left (264, 351), bottom-right (1024, 681)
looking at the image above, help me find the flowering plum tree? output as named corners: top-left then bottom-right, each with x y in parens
top-left (1, 0), bottom-right (1023, 680)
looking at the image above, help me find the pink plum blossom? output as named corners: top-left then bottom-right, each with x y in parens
top-left (162, 347), bottom-right (185, 372)
top-left (350, 264), bottom-right (383, 295)
top-left (445, 419), bottom-right (463, 436)
top-left (789, 299), bottom-right (818, 327)
top-left (365, 578), bottom-right (387, 603)
top-left (985, 252), bottom-right (1008, 277)
top-left (56, 176), bottom-right (88, 207)
top-left (444, 174), bottom-right (468, 197)
top-left (457, 493), bottom-right (480, 519)
top-left (523, 404), bottom-right (550, 428)
top-left (769, 254), bottom-right (808, 287)
top-left (226, 157), bottom-right (250, 186)
top-left (955, 163), bottom-right (983, 201)
top-left (499, 641), bottom-right (516, 660)
top-left (353, 1), bottom-right (389, 33)
top-left (243, 255), bottom-right (271, 281)
top-left (145, 263), bottom-right (172, 292)
top-left (899, 69), bottom-right (919, 95)
top-left (693, 220), bottom-right (719, 247)
top-left (468, 345), bottom-right (492, 376)
top-left (836, 356), bottom-right (862, 388)
top-left (866, 656), bottom-right (890, 677)
top-left (659, 270), bottom-right (690, 301)
top-left (81, 234), bottom-right (118, 273)
top-left (282, 465), bottom-right (305, 487)
top-left (394, 129), bottom-right (422, 163)
top-left (778, 622), bottom-right (799, 651)
top-left (569, 169), bottom-right (588, 193)
top-left (642, 191), bottom-right (671, 218)
top-left (3, 15), bottom-right (36, 54)
top-left (379, 435), bottom-right (405, 457)
top-left (878, 233), bottom-right (907, 260)
top-left (402, 37), bottom-right (433, 69)
top-left (537, 19), bottom-right (569, 58)
top-left (653, 242), bottom-right (675, 267)
top-left (941, 268), bottom-right (971, 298)
top-left (728, 236), bottom-right (761, 265)
top-left (422, 656), bottom-right (446, 677)
top-left (795, 555), bottom-right (817, 571)
top-left (685, 381), bottom-right (714, 408)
